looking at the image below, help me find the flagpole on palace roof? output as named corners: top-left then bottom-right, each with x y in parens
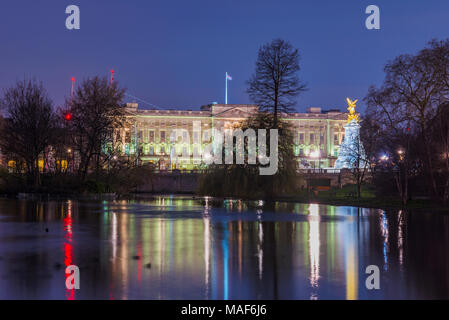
top-left (225, 72), bottom-right (228, 105)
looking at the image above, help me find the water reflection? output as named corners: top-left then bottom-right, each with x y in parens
top-left (64, 200), bottom-right (75, 300)
top-left (308, 203), bottom-right (320, 295)
top-left (0, 197), bottom-right (448, 299)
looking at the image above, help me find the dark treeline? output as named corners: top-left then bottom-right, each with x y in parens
top-left (0, 76), bottom-right (154, 194)
top-left (364, 39), bottom-right (449, 205)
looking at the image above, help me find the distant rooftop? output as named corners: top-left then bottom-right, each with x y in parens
top-left (124, 103), bottom-right (346, 120)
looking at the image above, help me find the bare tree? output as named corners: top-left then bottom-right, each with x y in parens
top-left (66, 76), bottom-right (125, 181)
top-left (425, 39), bottom-right (449, 202)
top-left (0, 79), bottom-right (56, 187)
top-left (364, 39), bottom-right (449, 198)
top-left (429, 102), bottom-right (449, 203)
top-left (365, 85), bottom-right (422, 205)
top-left (247, 38), bottom-right (307, 127)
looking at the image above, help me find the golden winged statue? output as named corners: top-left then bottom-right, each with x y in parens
top-left (346, 98), bottom-right (359, 123)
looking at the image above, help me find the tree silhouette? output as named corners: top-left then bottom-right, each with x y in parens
top-left (0, 79), bottom-right (56, 187)
top-left (247, 38), bottom-right (307, 126)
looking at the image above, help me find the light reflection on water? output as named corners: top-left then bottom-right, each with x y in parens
top-left (0, 196), bottom-right (448, 300)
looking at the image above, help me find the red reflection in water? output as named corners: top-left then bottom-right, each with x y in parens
top-left (64, 202), bottom-right (75, 300)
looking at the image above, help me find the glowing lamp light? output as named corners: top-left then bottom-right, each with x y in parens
top-left (309, 150), bottom-right (320, 158)
top-left (65, 113), bottom-right (72, 121)
top-left (203, 153), bottom-right (212, 161)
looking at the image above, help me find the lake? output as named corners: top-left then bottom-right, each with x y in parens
top-left (0, 196), bottom-right (448, 300)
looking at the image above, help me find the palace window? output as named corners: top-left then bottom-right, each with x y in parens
top-left (160, 145), bottom-right (165, 154)
top-left (149, 131), bottom-right (154, 142)
top-left (309, 133), bottom-right (315, 145)
top-left (299, 133), bottom-right (304, 144)
top-left (138, 130), bottom-right (143, 141)
top-left (149, 146), bottom-right (154, 155)
top-left (160, 131), bottom-right (166, 142)
top-left (203, 131), bottom-right (210, 142)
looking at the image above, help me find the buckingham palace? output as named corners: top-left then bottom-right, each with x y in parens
top-left (114, 103), bottom-right (348, 170)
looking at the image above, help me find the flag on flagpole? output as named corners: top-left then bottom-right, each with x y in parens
top-left (225, 72), bottom-right (232, 104)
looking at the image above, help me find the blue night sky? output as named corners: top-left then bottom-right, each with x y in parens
top-left (1, 0), bottom-right (448, 113)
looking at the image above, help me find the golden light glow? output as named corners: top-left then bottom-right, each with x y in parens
top-left (308, 204), bottom-right (320, 290)
top-left (38, 159), bottom-right (44, 173)
top-left (345, 246), bottom-right (358, 300)
top-left (346, 98), bottom-right (360, 123)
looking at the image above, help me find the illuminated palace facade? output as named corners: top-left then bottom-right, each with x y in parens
top-left (117, 103), bottom-right (348, 170)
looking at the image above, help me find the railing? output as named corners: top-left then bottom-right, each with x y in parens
top-left (298, 168), bottom-right (341, 174)
top-left (154, 168), bottom-right (203, 174)
top-left (156, 168), bottom-right (344, 175)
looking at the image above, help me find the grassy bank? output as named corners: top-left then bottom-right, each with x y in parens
top-left (277, 184), bottom-right (449, 213)
top-left (0, 166), bottom-right (154, 196)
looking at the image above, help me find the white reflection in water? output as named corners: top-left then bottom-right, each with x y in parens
top-left (380, 210), bottom-right (389, 271)
top-left (257, 221), bottom-right (263, 280)
top-left (112, 212), bottom-right (117, 261)
top-left (308, 204), bottom-right (320, 292)
top-left (120, 210), bottom-right (128, 300)
top-left (203, 216), bottom-right (210, 298)
top-left (159, 218), bottom-right (165, 274)
top-left (398, 211), bottom-right (404, 268)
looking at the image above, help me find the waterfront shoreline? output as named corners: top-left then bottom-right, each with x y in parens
top-left (3, 191), bottom-right (448, 214)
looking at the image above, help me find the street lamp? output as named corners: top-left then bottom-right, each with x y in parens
top-left (310, 150), bottom-right (320, 158)
top-left (397, 148), bottom-right (405, 161)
